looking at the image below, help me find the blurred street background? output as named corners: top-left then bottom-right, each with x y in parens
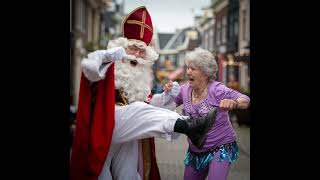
top-left (70, 0), bottom-right (250, 179)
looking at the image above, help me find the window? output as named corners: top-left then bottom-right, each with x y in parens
top-left (209, 28), bottom-right (214, 51)
top-left (87, 7), bottom-right (93, 42)
top-left (222, 16), bottom-right (227, 43)
top-left (70, 0), bottom-right (72, 31)
top-left (228, 15), bottom-right (233, 40)
top-left (76, 0), bottom-right (86, 33)
top-left (202, 35), bottom-right (206, 49)
top-left (205, 32), bottom-right (209, 49)
top-left (234, 20), bottom-right (238, 37)
top-left (242, 9), bottom-right (246, 40)
top-left (216, 20), bottom-right (221, 45)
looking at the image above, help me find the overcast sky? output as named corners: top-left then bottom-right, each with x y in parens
top-left (116, 0), bottom-right (211, 33)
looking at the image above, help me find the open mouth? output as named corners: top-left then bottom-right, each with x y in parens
top-left (130, 60), bottom-right (138, 67)
top-left (189, 78), bottom-right (194, 82)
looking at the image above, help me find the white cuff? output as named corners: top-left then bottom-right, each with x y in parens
top-left (81, 50), bottom-right (113, 82)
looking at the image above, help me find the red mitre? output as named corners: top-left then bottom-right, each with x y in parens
top-left (122, 6), bottom-right (153, 45)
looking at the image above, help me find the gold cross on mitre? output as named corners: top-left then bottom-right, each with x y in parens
top-left (127, 11), bottom-right (153, 39)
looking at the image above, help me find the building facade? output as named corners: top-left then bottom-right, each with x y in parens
top-left (70, 0), bottom-right (115, 106)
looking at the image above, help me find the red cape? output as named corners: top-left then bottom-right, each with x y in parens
top-left (70, 64), bottom-right (160, 180)
top-left (70, 64), bottom-right (115, 180)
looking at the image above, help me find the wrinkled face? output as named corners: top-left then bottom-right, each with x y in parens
top-left (186, 62), bottom-right (208, 88)
top-left (125, 45), bottom-right (147, 67)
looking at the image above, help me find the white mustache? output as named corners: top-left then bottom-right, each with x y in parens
top-left (124, 55), bottom-right (153, 65)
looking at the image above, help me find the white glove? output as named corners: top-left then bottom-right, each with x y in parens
top-left (170, 81), bottom-right (180, 98)
top-left (103, 47), bottom-right (126, 63)
top-left (162, 81), bottom-right (180, 105)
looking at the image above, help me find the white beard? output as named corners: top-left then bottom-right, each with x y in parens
top-left (114, 58), bottom-right (153, 103)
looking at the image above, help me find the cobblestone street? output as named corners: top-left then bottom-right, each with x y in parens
top-left (155, 107), bottom-right (250, 180)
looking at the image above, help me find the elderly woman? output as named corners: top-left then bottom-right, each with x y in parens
top-left (164, 48), bottom-right (250, 180)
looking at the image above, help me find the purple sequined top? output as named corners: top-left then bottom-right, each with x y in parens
top-left (174, 81), bottom-right (250, 152)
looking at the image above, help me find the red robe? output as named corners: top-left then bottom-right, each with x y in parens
top-left (70, 64), bottom-right (115, 180)
top-left (70, 64), bottom-right (160, 180)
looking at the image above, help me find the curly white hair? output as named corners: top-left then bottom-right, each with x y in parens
top-left (185, 47), bottom-right (218, 80)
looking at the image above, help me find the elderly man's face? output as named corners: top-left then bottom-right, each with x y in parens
top-left (126, 45), bottom-right (146, 59)
top-left (115, 44), bottom-right (153, 102)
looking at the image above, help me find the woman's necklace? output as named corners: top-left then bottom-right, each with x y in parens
top-left (192, 86), bottom-right (207, 101)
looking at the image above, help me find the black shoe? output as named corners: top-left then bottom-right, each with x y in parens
top-left (174, 107), bottom-right (218, 149)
